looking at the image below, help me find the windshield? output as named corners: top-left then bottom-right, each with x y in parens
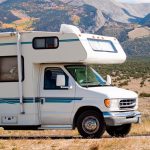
top-left (65, 65), bottom-right (106, 87)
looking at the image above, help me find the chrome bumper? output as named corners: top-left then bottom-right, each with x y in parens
top-left (103, 111), bottom-right (141, 126)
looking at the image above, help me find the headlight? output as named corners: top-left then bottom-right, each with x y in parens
top-left (104, 99), bottom-right (119, 108)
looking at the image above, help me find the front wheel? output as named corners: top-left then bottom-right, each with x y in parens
top-left (77, 110), bottom-right (106, 138)
top-left (106, 124), bottom-right (132, 137)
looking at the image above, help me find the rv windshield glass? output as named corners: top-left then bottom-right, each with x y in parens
top-left (66, 65), bottom-right (106, 87)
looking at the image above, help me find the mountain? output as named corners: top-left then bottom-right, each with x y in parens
top-left (0, 0), bottom-right (150, 56)
top-left (67, 0), bottom-right (150, 30)
top-left (140, 13), bottom-right (150, 27)
top-left (0, 0), bottom-right (150, 32)
top-left (0, 0), bottom-right (7, 3)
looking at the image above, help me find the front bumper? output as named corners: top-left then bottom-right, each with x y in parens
top-left (103, 111), bottom-right (141, 126)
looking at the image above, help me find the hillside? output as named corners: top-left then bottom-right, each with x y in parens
top-left (1, 0), bottom-right (150, 32)
top-left (0, 0), bottom-right (150, 56)
top-left (140, 13), bottom-right (150, 27)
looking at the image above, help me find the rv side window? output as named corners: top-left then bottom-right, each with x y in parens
top-left (44, 67), bottom-right (68, 90)
top-left (33, 37), bottom-right (59, 49)
top-left (88, 38), bottom-right (117, 53)
top-left (0, 56), bottom-right (24, 82)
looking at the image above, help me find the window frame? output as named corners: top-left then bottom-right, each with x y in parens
top-left (43, 67), bottom-right (69, 90)
top-left (0, 56), bottom-right (24, 82)
top-left (32, 36), bottom-right (59, 50)
top-left (88, 38), bottom-right (118, 53)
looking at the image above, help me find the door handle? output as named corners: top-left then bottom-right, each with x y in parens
top-left (40, 98), bottom-right (45, 104)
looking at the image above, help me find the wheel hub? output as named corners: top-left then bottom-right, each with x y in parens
top-left (82, 116), bottom-right (99, 134)
top-left (85, 119), bottom-right (97, 131)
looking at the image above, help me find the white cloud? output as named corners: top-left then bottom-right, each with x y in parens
top-left (118, 0), bottom-right (150, 3)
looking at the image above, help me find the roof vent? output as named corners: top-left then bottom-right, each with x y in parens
top-left (60, 24), bottom-right (81, 34)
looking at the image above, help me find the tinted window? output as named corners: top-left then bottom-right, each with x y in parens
top-left (0, 56), bottom-right (24, 82)
top-left (66, 65), bottom-right (106, 87)
top-left (33, 37), bottom-right (59, 49)
top-left (44, 68), bottom-right (68, 90)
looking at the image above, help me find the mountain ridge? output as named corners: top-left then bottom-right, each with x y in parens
top-left (0, 0), bottom-right (150, 31)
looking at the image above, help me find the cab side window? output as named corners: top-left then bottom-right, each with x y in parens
top-left (44, 68), bottom-right (68, 90)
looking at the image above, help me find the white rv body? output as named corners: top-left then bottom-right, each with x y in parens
top-left (0, 24), bottom-right (140, 138)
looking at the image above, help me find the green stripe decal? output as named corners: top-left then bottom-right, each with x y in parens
top-left (0, 98), bottom-right (35, 104)
top-left (45, 98), bottom-right (82, 103)
top-left (60, 39), bottom-right (79, 42)
top-left (0, 43), bottom-right (16, 46)
top-left (0, 97), bottom-right (82, 104)
top-left (21, 42), bottom-right (32, 45)
top-left (0, 39), bottom-right (79, 46)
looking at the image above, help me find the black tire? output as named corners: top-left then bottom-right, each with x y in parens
top-left (77, 110), bottom-right (106, 138)
top-left (106, 124), bottom-right (132, 137)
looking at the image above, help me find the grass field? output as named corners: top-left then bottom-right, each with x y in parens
top-left (0, 97), bottom-right (149, 150)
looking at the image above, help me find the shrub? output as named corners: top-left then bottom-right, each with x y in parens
top-left (119, 80), bottom-right (129, 86)
top-left (139, 93), bottom-right (150, 97)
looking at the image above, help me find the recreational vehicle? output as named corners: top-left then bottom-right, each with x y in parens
top-left (0, 24), bottom-right (141, 138)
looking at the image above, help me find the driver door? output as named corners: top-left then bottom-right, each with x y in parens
top-left (40, 65), bottom-right (76, 126)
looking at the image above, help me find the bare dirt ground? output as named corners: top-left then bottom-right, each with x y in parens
top-left (112, 77), bottom-right (150, 94)
top-left (128, 27), bottom-right (150, 39)
top-left (121, 78), bottom-right (150, 94)
top-left (0, 97), bottom-right (149, 150)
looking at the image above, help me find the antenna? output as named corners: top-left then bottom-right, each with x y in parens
top-left (16, 31), bottom-right (25, 114)
top-left (15, 23), bottom-right (19, 33)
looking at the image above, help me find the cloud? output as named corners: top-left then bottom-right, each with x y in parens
top-left (118, 0), bottom-right (150, 3)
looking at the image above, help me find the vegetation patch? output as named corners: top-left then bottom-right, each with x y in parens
top-left (139, 93), bottom-right (150, 97)
top-left (93, 57), bottom-right (150, 81)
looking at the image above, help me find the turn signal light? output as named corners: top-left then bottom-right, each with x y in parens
top-left (104, 99), bottom-right (111, 108)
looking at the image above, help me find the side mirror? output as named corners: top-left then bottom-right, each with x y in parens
top-left (56, 75), bottom-right (65, 87)
top-left (106, 75), bottom-right (111, 85)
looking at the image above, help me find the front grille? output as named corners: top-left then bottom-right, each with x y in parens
top-left (119, 99), bottom-right (136, 109)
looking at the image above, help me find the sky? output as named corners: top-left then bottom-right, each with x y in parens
top-left (119, 0), bottom-right (150, 3)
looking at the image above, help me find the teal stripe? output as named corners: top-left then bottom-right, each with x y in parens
top-left (0, 39), bottom-right (79, 46)
top-left (60, 39), bottom-right (79, 42)
top-left (45, 99), bottom-right (72, 103)
top-left (21, 42), bottom-right (32, 45)
top-left (45, 97), bottom-right (82, 103)
top-left (0, 43), bottom-right (16, 46)
top-left (0, 97), bottom-right (82, 104)
top-left (0, 98), bottom-right (35, 104)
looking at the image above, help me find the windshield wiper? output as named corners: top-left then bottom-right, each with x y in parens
top-left (82, 84), bottom-right (103, 87)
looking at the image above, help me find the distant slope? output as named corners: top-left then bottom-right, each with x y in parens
top-left (0, 0), bottom-right (7, 3)
top-left (0, 0), bottom-right (150, 32)
top-left (122, 37), bottom-right (150, 56)
top-left (128, 27), bottom-right (150, 39)
top-left (140, 13), bottom-right (150, 27)
top-left (62, 0), bottom-right (150, 28)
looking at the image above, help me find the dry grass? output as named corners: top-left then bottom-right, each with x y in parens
top-left (122, 78), bottom-right (150, 94)
top-left (130, 98), bottom-right (150, 136)
top-left (0, 136), bottom-right (150, 150)
top-left (2, 18), bottom-right (35, 31)
top-left (0, 98), bottom-right (149, 150)
top-left (1, 9), bottom-right (36, 31)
